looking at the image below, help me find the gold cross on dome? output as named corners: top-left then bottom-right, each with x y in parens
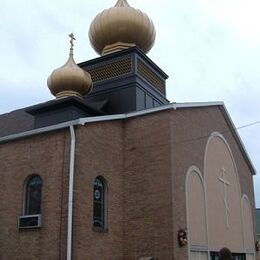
top-left (115, 0), bottom-right (130, 7)
top-left (69, 33), bottom-right (76, 55)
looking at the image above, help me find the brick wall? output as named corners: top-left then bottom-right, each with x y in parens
top-left (72, 121), bottom-right (124, 259)
top-left (0, 105), bottom-right (255, 260)
top-left (0, 130), bottom-right (69, 260)
top-left (123, 111), bottom-right (174, 260)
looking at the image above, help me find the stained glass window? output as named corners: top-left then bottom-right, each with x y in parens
top-left (93, 177), bottom-right (106, 230)
top-left (25, 175), bottom-right (42, 215)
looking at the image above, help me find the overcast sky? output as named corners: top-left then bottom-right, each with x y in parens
top-left (1, 0), bottom-right (260, 206)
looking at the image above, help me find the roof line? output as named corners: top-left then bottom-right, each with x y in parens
top-left (0, 101), bottom-right (255, 175)
top-left (0, 101), bottom-right (224, 143)
top-left (219, 105), bottom-right (256, 175)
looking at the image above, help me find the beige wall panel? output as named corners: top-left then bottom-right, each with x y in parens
top-left (205, 134), bottom-right (244, 253)
top-left (190, 251), bottom-right (208, 260)
top-left (242, 195), bottom-right (255, 252)
top-left (186, 168), bottom-right (207, 247)
top-left (246, 254), bottom-right (255, 260)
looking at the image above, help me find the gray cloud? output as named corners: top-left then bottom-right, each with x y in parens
top-left (1, 0), bottom-right (260, 205)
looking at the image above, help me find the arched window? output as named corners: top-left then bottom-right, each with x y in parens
top-left (93, 176), bottom-right (107, 230)
top-left (24, 175), bottom-right (42, 215)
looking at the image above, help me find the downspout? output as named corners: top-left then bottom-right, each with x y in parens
top-left (67, 125), bottom-right (76, 260)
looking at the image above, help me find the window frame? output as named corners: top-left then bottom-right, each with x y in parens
top-left (92, 176), bottom-right (108, 232)
top-left (23, 174), bottom-right (43, 216)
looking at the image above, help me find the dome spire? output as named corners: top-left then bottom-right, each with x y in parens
top-left (47, 33), bottom-right (92, 99)
top-left (89, 1), bottom-right (156, 56)
top-left (68, 33), bottom-right (76, 56)
top-left (115, 0), bottom-right (130, 7)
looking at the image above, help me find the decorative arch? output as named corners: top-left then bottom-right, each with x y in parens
top-left (186, 166), bottom-right (208, 259)
top-left (204, 132), bottom-right (242, 194)
top-left (241, 194), bottom-right (255, 257)
top-left (204, 132), bottom-right (244, 253)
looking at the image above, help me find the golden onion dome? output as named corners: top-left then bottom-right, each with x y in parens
top-left (89, 0), bottom-right (156, 55)
top-left (47, 34), bottom-right (92, 99)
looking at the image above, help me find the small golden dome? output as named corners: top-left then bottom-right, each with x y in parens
top-left (47, 34), bottom-right (92, 99)
top-left (89, 0), bottom-right (156, 55)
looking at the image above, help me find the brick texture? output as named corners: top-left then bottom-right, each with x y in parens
top-left (0, 130), bottom-right (69, 260)
top-left (0, 106), bottom-right (255, 260)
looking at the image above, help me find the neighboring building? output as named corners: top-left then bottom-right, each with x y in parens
top-left (0, 0), bottom-right (257, 259)
top-left (256, 209), bottom-right (260, 260)
top-left (256, 209), bottom-right (260, 242)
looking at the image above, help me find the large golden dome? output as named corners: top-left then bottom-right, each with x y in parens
top-left (89, 0), bottom-right (156, 55)
top-left (48, 34), bottom-right (92, 99)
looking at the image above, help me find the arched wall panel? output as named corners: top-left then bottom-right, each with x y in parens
top-left (186, 166), bottom-right (208, 248)
top-left (204, 133), bottom-right (244, 253)
top-left (241, 195), bottom-right (255, 253)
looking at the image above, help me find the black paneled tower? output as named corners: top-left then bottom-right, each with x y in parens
top-left (26, 47), bottom-right (169, 128)
top-left (80, 47), bottom-right (169, 114)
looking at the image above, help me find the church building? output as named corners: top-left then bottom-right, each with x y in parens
top-left (0, 0), bottom-right (257, 259)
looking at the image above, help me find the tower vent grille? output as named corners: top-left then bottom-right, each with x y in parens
top-left (137, 59), bottom-right (165, 94)
top-left (87, 57), bottom-right (132, 83)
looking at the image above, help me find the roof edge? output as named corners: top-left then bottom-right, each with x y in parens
top-left (0, 101), bottom-right (236, 143)
top-left (219, 104), bottom-right (256, 175)
top-left (0, 101), bottom-right (255, 176)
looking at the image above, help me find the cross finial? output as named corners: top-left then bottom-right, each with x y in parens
top-left (115, 0), bottom-right (130, 7)
top-left (68, 33), bottom-right (76, 56)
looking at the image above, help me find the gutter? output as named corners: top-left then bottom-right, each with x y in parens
top-left (0, 101), bottom-right (225, 145)
top-left (0, 101), bottom-right (255, 174)
top-left (0, 101), bottom-right (256, 175)
top-left (0, 102), bottom-right (224, 144)
top-left (67, 126), bottom-right (76, 260)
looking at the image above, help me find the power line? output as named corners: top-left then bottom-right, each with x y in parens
top-left (172, 119), bottom-right (260, 145)
top-left (127, 118), bottom-right (260, 149)
top-left (236, 120), bottom-right (260, 130)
